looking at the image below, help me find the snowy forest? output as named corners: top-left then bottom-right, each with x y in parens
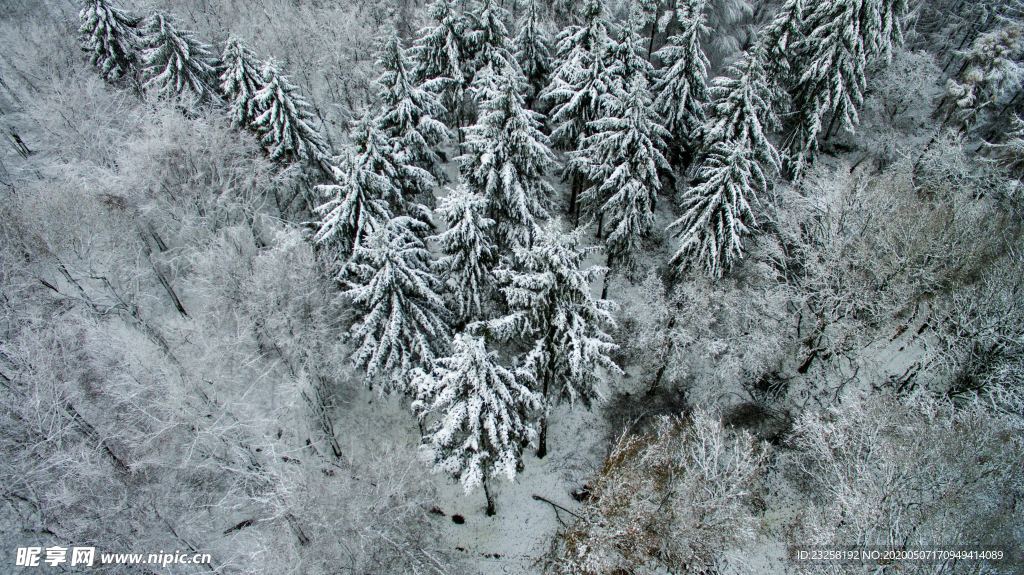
top-left (1, 0), bottom-right (1023, 572)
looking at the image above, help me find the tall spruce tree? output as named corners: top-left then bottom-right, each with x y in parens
top-left (754, 0), bottom-right (804, 86)
top-left (514, 0), bottom-right (553, 106)
top-left (345, 219), bottom-right (451, 394)
top-left (413, 333), bottom-right (538, 515)
top-left (668, 50), bottom-right (780, 280)
top-left (652, 0), bottom-right (710, 169)
top-left (412, 0), bottom-right (471, 123)
top-left (314, 148), bottom-right (396, 259)
top-left (432, 186), bottom-right (497, 326)
top-left (79, 0), bottom-right (140, 82)
top-left (219, 36), bottom-right (265, 127)
top-left (375, 33), bottom-right (451, 177)
top-left (252, 59), bottom-right (330, 163)
top-left (938, 24), bottom-right (1024, 131)
top-left (466, 0), bottom-right (517, 80)
top-left (540, 0), bottom-right (618, 223)
top-left (576, 77), bottom-right (669, 290)
top-left (462, 63), bottom-right (556, 249)
top-left (668, 139), bottom-right (766, 278)
top-left (785, 0), bottom-right (909, 174)
top-left (701, 52), bottom-right (781, 175)
top-left (609, 16), bottom-right (653, 92)
top-left (350, 114), bottom-right (435, 220)
top-left (139, 11), bottom-right (219, 103)
top-left (483, 224), bottom-right (620, 458)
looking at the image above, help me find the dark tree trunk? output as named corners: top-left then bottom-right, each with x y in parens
top-left (536, 416), bottom-right (547, 459)
top-left (601, 253), bottom-right (613, 300)
top-left (647, 23), bottom-right (657, 59)
top-left (537, 366), bottom-right (552, 459)
top-left (483, 476), bottom-right (496, 516)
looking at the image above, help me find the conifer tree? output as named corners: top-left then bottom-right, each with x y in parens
top-left (412, 0), bottom-right (471, 122)
top-left (703, 0), bottom-right (754, 63)
top-left (540, 0), bottom-right (618, 223)
top-left (139, 11), bottom-right (219, 103)
top-left (652, 0), bottom-right (710, 168)
top-left (252, 59), bottom-right (330, 163)
top-left (631, 0), bottom-right (664, 59)
top-left (484, 224), bottom-right (620, 458)
top-left (219, 36), bottom-right (264, 127)
top-left (609, 16), bottom-right (653, 92)
top-left (576, 77), bottom-right (669, 289)
top-left (350, 114), bottom-right (435, 220)
top-left (374, 33), bottom-right (451, 176)
top-left (542, 0), bottom-right (616, 146)
top-left (78, 0), bottom-right (140, 82)
top-left (670, 50), bottom-right (780, 280)
top-left (314, 149), bottom-right (396, 259)
top-left (668, 139), bottom-right (766, 278)
top-left (514, 0), bottom-right (553, 106)
top-left (466, 0), bottom-right (517, 80)
top-left (413, 333), bottom-right (538, 515)
top-left (754, 0), bottom-right (804, 85)
top-left (701, 52), bottom-right (781, 175)
top-left (785, 0), bottom-right (909, 174)
top-left (462, 63), bottom-right (556, 248)
top-left (938, 24), bottom-right (1024, 131)
top-left (345, 219), bottom-right (451, 393)
top-left (432, 186), bottom-right (497, 325)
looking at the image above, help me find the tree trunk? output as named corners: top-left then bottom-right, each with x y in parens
top-left (601, 253), bottom-right (613, 300)
top-left (537, 363), bottom-right (552, 458)
top-left (483, 476), bottom-right (496, 516)
top-left (536, 415), bottom-right (547, 459)
top-left (647, 23), bottom-right (656, 59)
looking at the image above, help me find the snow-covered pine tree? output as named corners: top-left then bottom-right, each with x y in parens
top-left (668, 139), bottom-right (767, 278)
top-left (344, 218), bottom-right (451, 393)
top-left (652, 0), bottom-right (710, 169)
top-left (484, 224), bottom-right (620, 458)
top-left (252, 58), bottom-right (331, 163)
top-left (785, 0), bottom-right (909, 175)
top-left (413, 333), bottom-right (538, 515)
top-left (219, 36), bottom-right (265, 128)
top-left (700, 51), bottom-right (781, 177)
top-left (703, 0), bottom-right (754, 65)
top-left (465, 0), bottom-right (517, 81)
top-left (462, 63), bottom-right (556, 249)
top-left (542, 0), bottom-right (616, 144)
top-left (412, 0), bottom-right (471, 123)
top-left (576, 76), bottom-right (670, 291)
top-left (350, 113), bottom-right (435, 221)
top-left (937, 24), bottom-right (1024, 131)
top-left (313, 149), bottom-right (396, 259)
top-left (374, 33), bottom-right (451, 177)
top-left (540, 0), bottom-right (618, 223)
top-left (78, 0), bottom-right (140, 82)
top-left (753, 0), bottom-right (804, 85)
top-left (139, 11), bottom-right (219, 103)
top-left (630, 0), bottom-right (664, 59)
top-left (431, 186), bottom-right (497, 326)
top-left (609, 15), bottom-right (653, 91)
top-left (671, 35), bottom-right (782, 280)
top-left (513, 0), bottom-right (553, 107)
